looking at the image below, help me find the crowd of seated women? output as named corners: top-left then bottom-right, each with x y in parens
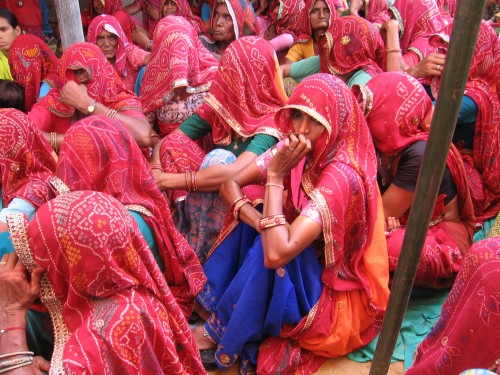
top-left (0, 0), bottom-right (499, 374)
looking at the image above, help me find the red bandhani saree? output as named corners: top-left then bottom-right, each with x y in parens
top-left (87, 14), bottom-right (150, 92)
top-left (430, 22), bottom-right (500, 221)
top-left (56, 116), bottom-right (206, 316)
top-left (159, 36), bottom-right (285, 189)
top-left (140, 16), bottom-right (218, 135)
top-left (318, 15), bottom-right (384, 77)
top-left (354, 71), bottom-right (475, 288)
top-left (30, 42), bottom-right (142, 134)
top-left (9, 34), bottom-right (62, 112)
top-left (5, 0), bottom-right (42, 37)
top-left (406, 236), bottom-right (500, 374)
top-left (162, 0), bottom-right (205, 34)
top-left (265, 0), bottom-right (305, 41)
top-left (7, 190), bottom-right (204, 374)
top-left (294, 0), bottom-right (339, 44)
top-left (257, 74), bottom-right (389, 375)
top-left (0, 108), bottom-right (56, 209)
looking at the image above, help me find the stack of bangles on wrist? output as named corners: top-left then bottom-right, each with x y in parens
top-left (106, 108), bottom-right (118, 119)
top-left (50, 132), bottom-right (58, 153)
top-left (150, 163), bottom-right (164, 173)
top-left (0, 350), bottom-right (34, 373)
top-left (230, 196), bottom-right (251, 220)
top-left (258, 214), bottom-right (287, 230)
top-left (185, 171), bottom-right (198, 192)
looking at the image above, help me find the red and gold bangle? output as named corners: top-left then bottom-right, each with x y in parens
top-left (233, 197), bottom-right (251, 220)
top-left (258, 214), bottom-right (287, 230)
top-left (185, 171), bottom-right (192, 192)
top-left (191, 171), bottom-right (198, 192)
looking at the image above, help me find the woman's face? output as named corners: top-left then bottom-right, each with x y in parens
top-left (0, 16), bottom-right (21, 54)
top-left (162, 0), bottom-right (180, 16)
top-left (93, 0), bottom-right (105, 14)
top-left (96, 29), bottom-right (118, 61)
top-left (71, 68), bottom-right (91, 84)
top-left (309, 0), bottom-right (330, 33)
top-left (212, 3), bottom-right (236, 43)
top-left (290, 109), bottom-right (325, 149)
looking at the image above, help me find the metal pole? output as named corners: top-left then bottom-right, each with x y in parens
top-left (369, 0), bottom-right (487, 373)
top-left (53, 0), bottom-right (84, 50)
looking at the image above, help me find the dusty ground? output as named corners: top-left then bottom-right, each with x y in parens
top-left (209, 357), bottom-right (405, 374)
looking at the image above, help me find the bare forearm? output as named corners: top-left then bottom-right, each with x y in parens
top-left (220, 179), bottom-right (262, 230)
top-left (384, 21), bottom-right (405, 71)
top-left (0, 312), bottom-right (35, 374)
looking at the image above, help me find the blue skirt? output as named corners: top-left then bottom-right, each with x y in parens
top-left (197, 222), bottom-right (324, 370)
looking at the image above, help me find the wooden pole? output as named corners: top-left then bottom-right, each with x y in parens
top-left (368, 0), bottom-right (487, 374)
top-left (53, 0), bottom-right (84, 50)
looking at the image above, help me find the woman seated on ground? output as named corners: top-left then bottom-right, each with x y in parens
top-left (27, 42), bottom-right (151, 151)
top-left (352, 71), bottom-right (475, 288)
top-left (0, 9), bottom-right (21, 78)
top-left (351, 0), bottom-right (446, 78)
top-left (406, 234), bottom-right (500, 375)
top-left (162, 0), bottom-right (205, 33)
top-left (139, 16), bottom-right (218, 139)
top-left (193, 73), bottom-right (389, 373)
top-left (0, 191), bottom-right (205, 374)
top-left (87, 15), bottom-right (150, 93)
top-left (429, 21), bottom-right (499, 234)
top-left (283, 0), bottom-right (338, 64)
top-left (199, 0), bottom-right (259, 60)
top-left (81, 0), bottom-right (134, 40)
top-left (8, 34), bottom-right (62, 112)
top-left (151, 36), bottom-right (287, 263)
top-left (281, 15), bottom-right (384, 92)
top-left (0, 109), bottom-right (57, 236)
top-left (256, 0), bottom-right (303, 61)
top-left (125, 0), bottom-right (162, 38)
top-left (56, 115), bottom-right (205, 316)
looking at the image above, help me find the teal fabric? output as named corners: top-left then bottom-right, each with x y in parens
top-left (289, 55), bottom-right (320, 82)
top-left (346, 69), bottom-right (373, 88)
top-left (129, 210), bottom-right (165, 272)
top-left (0, 231), bottom-right (14, 257)
top-left (473, 215), bottom-right (497, 243)
top-left (134, 65), bottom-right (146, 96)
top-left (347, 287), bottom-right (450, 370)
top-left (178, 114), bottom-right (278, 157)
top-left (38, 82), bottom-right (51, 99)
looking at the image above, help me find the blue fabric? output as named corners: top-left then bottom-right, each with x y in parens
top-left (0, 197), bottom-right (36, 223)
top-left (197, 223), bottom-right (323, 370)
top-left (201, 3), bottom-right (211, 22)
top-left (39, 0), bottom-right (53, 36)
top-left (0, 232), bottom-right (14, 257)
top-left (134, 65), bottom-right (146, 96)
top-left (38, 82), bottom-right (51, 99)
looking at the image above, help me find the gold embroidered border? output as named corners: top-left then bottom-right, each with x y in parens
top-left (125, 204), bottom-right (153, 217)
top-left (49, 176), bottom-right (71, 195)
top-left (6, 213), bottom-right (69, 374)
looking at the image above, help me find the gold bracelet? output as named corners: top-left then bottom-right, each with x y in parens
top-left (386, 48), bottom-right (402, 53)
top-left (258, 214), bottom-right (287, 230)
top-left (50, 132), bottom-right (58, 153)
top-left (233, 197), bottom-right (251, 220)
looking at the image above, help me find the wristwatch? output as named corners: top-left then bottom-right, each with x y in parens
top-left (87, 100), bottom-right (97, 115)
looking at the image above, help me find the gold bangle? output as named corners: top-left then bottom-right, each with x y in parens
top-left (258, 214), bottom-right (287, 230)
top-left (106, 108), bottom-right (118, 119)
top-left (233, 197), bottom-right (251, 220)
top-left (386, 48), bottom-right (402, 53)
top-left (50, 132), bottom-right (58, 153)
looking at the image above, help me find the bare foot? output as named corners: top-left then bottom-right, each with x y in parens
top-left (193, 325), bottom-right (217, 350)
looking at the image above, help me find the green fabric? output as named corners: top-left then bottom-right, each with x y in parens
top-left (289, 56), bottom-right (320, 82)
top-left (178, 113), bottom-right (212, 140)
top-left (229, 134), bottom-right (277, 157)
top-left (0, 53), bottom-right (12, 80)
top-left (347, 287), bottom-right (450, 370)
top-left (346, 69), bottom-right (373, 88)
top-left (179, 114), bottom-right (277, 157)
top-left (473, 215), bottom-right (497, 243)
top-left (129, 210), bottom-right (165, 272)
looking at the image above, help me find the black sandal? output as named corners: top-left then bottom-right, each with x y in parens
top-left (199, 349), bottom-right (217, 371)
